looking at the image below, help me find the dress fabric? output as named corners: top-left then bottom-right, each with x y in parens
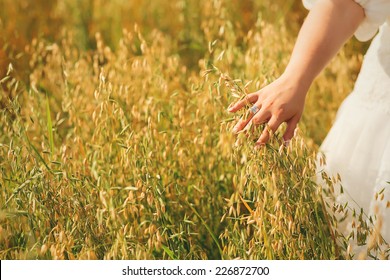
top-left (303, 0), bottom-right (390, 250)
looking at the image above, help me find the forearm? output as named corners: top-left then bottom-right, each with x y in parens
top-left (283, 0), bottom-right (365, 93)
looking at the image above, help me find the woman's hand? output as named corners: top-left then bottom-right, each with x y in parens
top-left (227, 74), bottom-right (309, 146)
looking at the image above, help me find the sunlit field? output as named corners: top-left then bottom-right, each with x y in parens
top-left (1, 0), bottom-right (387, 260)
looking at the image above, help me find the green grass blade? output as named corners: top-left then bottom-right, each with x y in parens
top-left (25, 133), bottom-right (53, 174)
top-left (161, 244), bottom-right (178, 260)
top-left (187, 201), bottom-right (224, 259)
top-left (46, 94), bottom-right (54, 156)
top-left (29, 141), bottom-right (53, 174)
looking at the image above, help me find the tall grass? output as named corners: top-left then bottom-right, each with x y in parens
top-left (0, 0), bottom-right (387, 259)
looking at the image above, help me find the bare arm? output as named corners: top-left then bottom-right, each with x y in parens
top-left (228, 0), bottom-right (365, 145)
top-left (285, 0), bottom-right (365, 89)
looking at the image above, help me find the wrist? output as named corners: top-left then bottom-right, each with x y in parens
top-left (280, 69), bottom-right (313, 96)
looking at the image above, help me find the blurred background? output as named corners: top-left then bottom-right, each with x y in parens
top-left (0, 0), bottom-right (307, 78)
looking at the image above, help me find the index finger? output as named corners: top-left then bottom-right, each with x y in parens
top-left (227, 93), bottom-right (258, 113)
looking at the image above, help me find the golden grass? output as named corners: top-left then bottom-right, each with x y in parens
top-left (0, 0), bottom-right (388, 259)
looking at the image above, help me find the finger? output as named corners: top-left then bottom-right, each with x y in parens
top-left (227, 93), bottom-right (258, 113)
top-left (242, 107), bottom-right (270, 132)
top-left (283, 116), bottom-right (299, 144)
top-left (255, 116), bottom-right (282, 145)
top-left (232, 102), bottom-right (262, 133)
top-left (250, 107), bottom-right (272, 126)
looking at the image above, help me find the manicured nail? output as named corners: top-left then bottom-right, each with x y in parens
top-left (232, 126), bottom-right (239, 134)
top-left (257, 137), bottom-right (264, 143)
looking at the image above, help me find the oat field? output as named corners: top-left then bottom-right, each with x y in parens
top-left (0, 0), bottom-right (384, 260)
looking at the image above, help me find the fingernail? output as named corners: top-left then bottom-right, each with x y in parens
top-left (232, 126), bottom-right (239, 134)
top-left (283, 140), bottom-right (290, 147)
top-left (256, 136), bottom-right (264, 143)
top-left (254, 142), bottom-right (264, 149)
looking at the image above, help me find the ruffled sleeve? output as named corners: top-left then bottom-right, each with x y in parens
top-left (302, 0), bottom-right (390, 42)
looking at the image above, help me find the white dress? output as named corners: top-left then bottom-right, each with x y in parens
top-left (303, 0), bottom-right (390, 252)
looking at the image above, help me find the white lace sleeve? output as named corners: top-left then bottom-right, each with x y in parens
top-left (302, 0), bottom-right (390, 42)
